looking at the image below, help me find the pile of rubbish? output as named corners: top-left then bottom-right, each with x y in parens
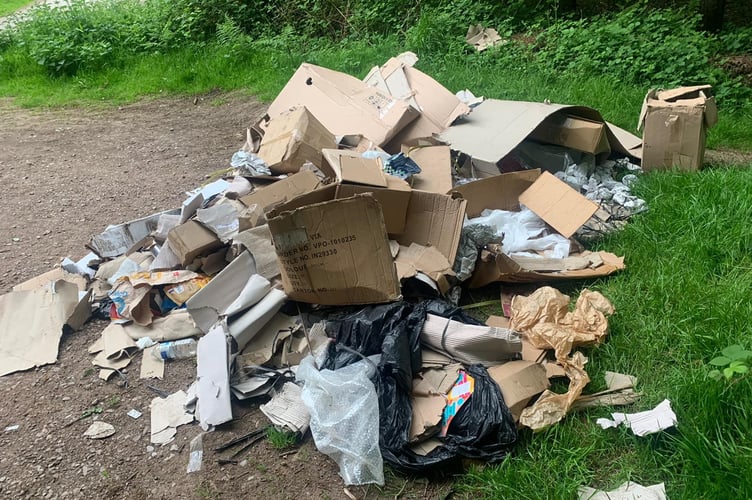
top-left (2, 51), bottom-right (694, 490)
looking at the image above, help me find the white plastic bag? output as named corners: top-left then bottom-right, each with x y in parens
top-left (296, 355), bottom-right (384, 486)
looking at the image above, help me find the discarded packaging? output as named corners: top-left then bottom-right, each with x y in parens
top-left (510, 287), bottom-right (615, 430)
top-left (578, 481), bottom-right (667, 500)
top-left (150, 390), bottom-right (194, 445)
top-left (466, 24), bottom-right (504, 52)
top-left (298, 355), bottom-right (384, 485)
top-left (83, 421), bottom-right (116, 439)
top-left (596, 399), bottom-right (677, 436)
top-left (639, 84), bottom-right (717, 171)
top-left (260, 382), bottom-right (310, 434)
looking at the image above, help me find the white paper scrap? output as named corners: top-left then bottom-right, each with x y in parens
top-left (578, 481), bottom-right (667, 500)
top-left (596, 399), bottom-right (676, 436)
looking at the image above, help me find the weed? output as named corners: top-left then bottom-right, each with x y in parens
top-left (708, 344), bottom-right (752, 380)
top-left (265, 427), bottom-right (297, 450)
top-left (105, 395), bottom-right (121, 407)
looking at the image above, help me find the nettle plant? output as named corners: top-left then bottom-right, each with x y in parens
top-left (708, 344), bottom-right (752, 381)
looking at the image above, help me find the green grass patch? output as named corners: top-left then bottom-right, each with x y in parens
top-left (0, 0), bottom-right (33, 18)
top-left (265, 426), bottom-right (297, 450)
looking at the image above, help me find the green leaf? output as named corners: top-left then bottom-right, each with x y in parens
top-left (723, 367), bottom-right (736, 379)
top-left (709, 356), bottom-right (732, 366)
top-left (708, 369), bottom-right (722, 381)
top-left (730, 364), bottom-right (749, 374)
top-left (721, 344), bottom-right (744, 359)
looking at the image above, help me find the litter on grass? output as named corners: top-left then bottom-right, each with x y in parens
top-left (0, 50), bottom-right (700, 486)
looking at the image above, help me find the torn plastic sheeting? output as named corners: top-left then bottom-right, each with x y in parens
top-left (596, 399), bottom-right (677, 436)
top-left (510, 287), bottom-right (615, 430)
top-left (297, 355), bottom-right (383, 486)
top-left (420, 314), bottom-right (521, 367)
top-left (322, 300), bottom-right (517, 473)
top-left (186, 251), bottom-right (269, 333)
top-left (467, 207), bottom-right (571, 259)
top-left (452, 224), bottom-right (498, 282)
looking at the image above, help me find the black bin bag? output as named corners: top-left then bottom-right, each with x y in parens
top-left (322, 300), bottom-right (517, 474)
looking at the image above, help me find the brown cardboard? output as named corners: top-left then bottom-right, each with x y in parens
top-left (320, 149), bottom-right (387, 187)
top-left (336, 176), bottom-right (411, 235)
top-left (268, 194), bottom-right (400, 305)
top-left (439, 99), bottom-right (642, 178)
top-left (453, 170), bottom-right (624, 285)
top-left (487, 360), bottom-right (549, 422)
top-left (257, 106), bottom-right (337, 174)
top-left (403, 143), bottom-right (453, 194)
top-left (639, 85), bottom-right (718, 171)
top-left (397, 190), bottom-right (466, 263)
top-left (518, 171), bottom-right (599, 238)
top-left (363, 52), bottom-right (470, 151)
top-left (394, 243), bottom-right (454, 293)
top-left (238, 170), bottom-right (322, 214)
top-left (529, 114), bottom-right (611, 155)
top-left (167, 220), bottom-right (223, 266)
top-left (266, 63), bottom-right (420, 147)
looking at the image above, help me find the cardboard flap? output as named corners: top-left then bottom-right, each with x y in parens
top-left (320, 149), bottom-right (387, 187)
top-left (239, 170), bottom-right (322, 213)
top-left (704, 96), bottom-right (718, 128)
top-left (656, 85), bottom-right (713, 102)
top-left (398, 191), bottom-right (466, 263)
top-left (518, 171), bottom-right (598, 238)
top-left (403, 144), bottom-right (453, 194)
top-left (452, 169), bottom-right (541, 217)
top-left (439, 99), bottom-right (637, 166)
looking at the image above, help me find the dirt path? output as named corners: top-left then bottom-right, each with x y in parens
top-left (0, 94), bottom-right (450, 500)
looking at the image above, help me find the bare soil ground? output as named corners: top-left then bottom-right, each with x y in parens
top-left (0, 94), bottom-right (453, 500)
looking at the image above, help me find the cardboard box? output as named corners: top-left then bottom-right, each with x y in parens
top-left (363, 52), bottom-right (470, 152)
top-left (238, 170), bottom-right (323, 214)
top-left (638, 85), bottom-right (718, 171)
top-left (267, 186), bottom-right (466, 305)
top-left (439, 99), bottom-right (642, 178)
top-left (167, 220), bottom-right (224, 266)
top-left (453, 170), bottom-right (624, 285)
top-left (320, 149), bottom-right (413, 235)
top-left (268, 194), bottom-right (400, 305)
top-left (528, 114), bottom-right (611, 155)
top-left (257, 106), bottom-right (337, 174)
top-left (487, 360), bottom-right (549, 422)
top-left (266, 63), bottom-right (420, 147)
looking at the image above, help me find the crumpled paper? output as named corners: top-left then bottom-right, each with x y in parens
top-left (510, 286), bottom-right (614, 430)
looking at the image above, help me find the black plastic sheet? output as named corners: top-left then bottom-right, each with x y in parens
top-left (322, 300), bottom-right (517, 474)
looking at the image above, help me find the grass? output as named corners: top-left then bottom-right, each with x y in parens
top-left (0, 0), bottom-right (33, 18)
top-left (455, 168), bottom-right (752, 498)
top-left (265, 426), bottom-right (297, 450)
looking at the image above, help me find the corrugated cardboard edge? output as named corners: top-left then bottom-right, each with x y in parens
top-left (469, 250), bottom-right (625, 287)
